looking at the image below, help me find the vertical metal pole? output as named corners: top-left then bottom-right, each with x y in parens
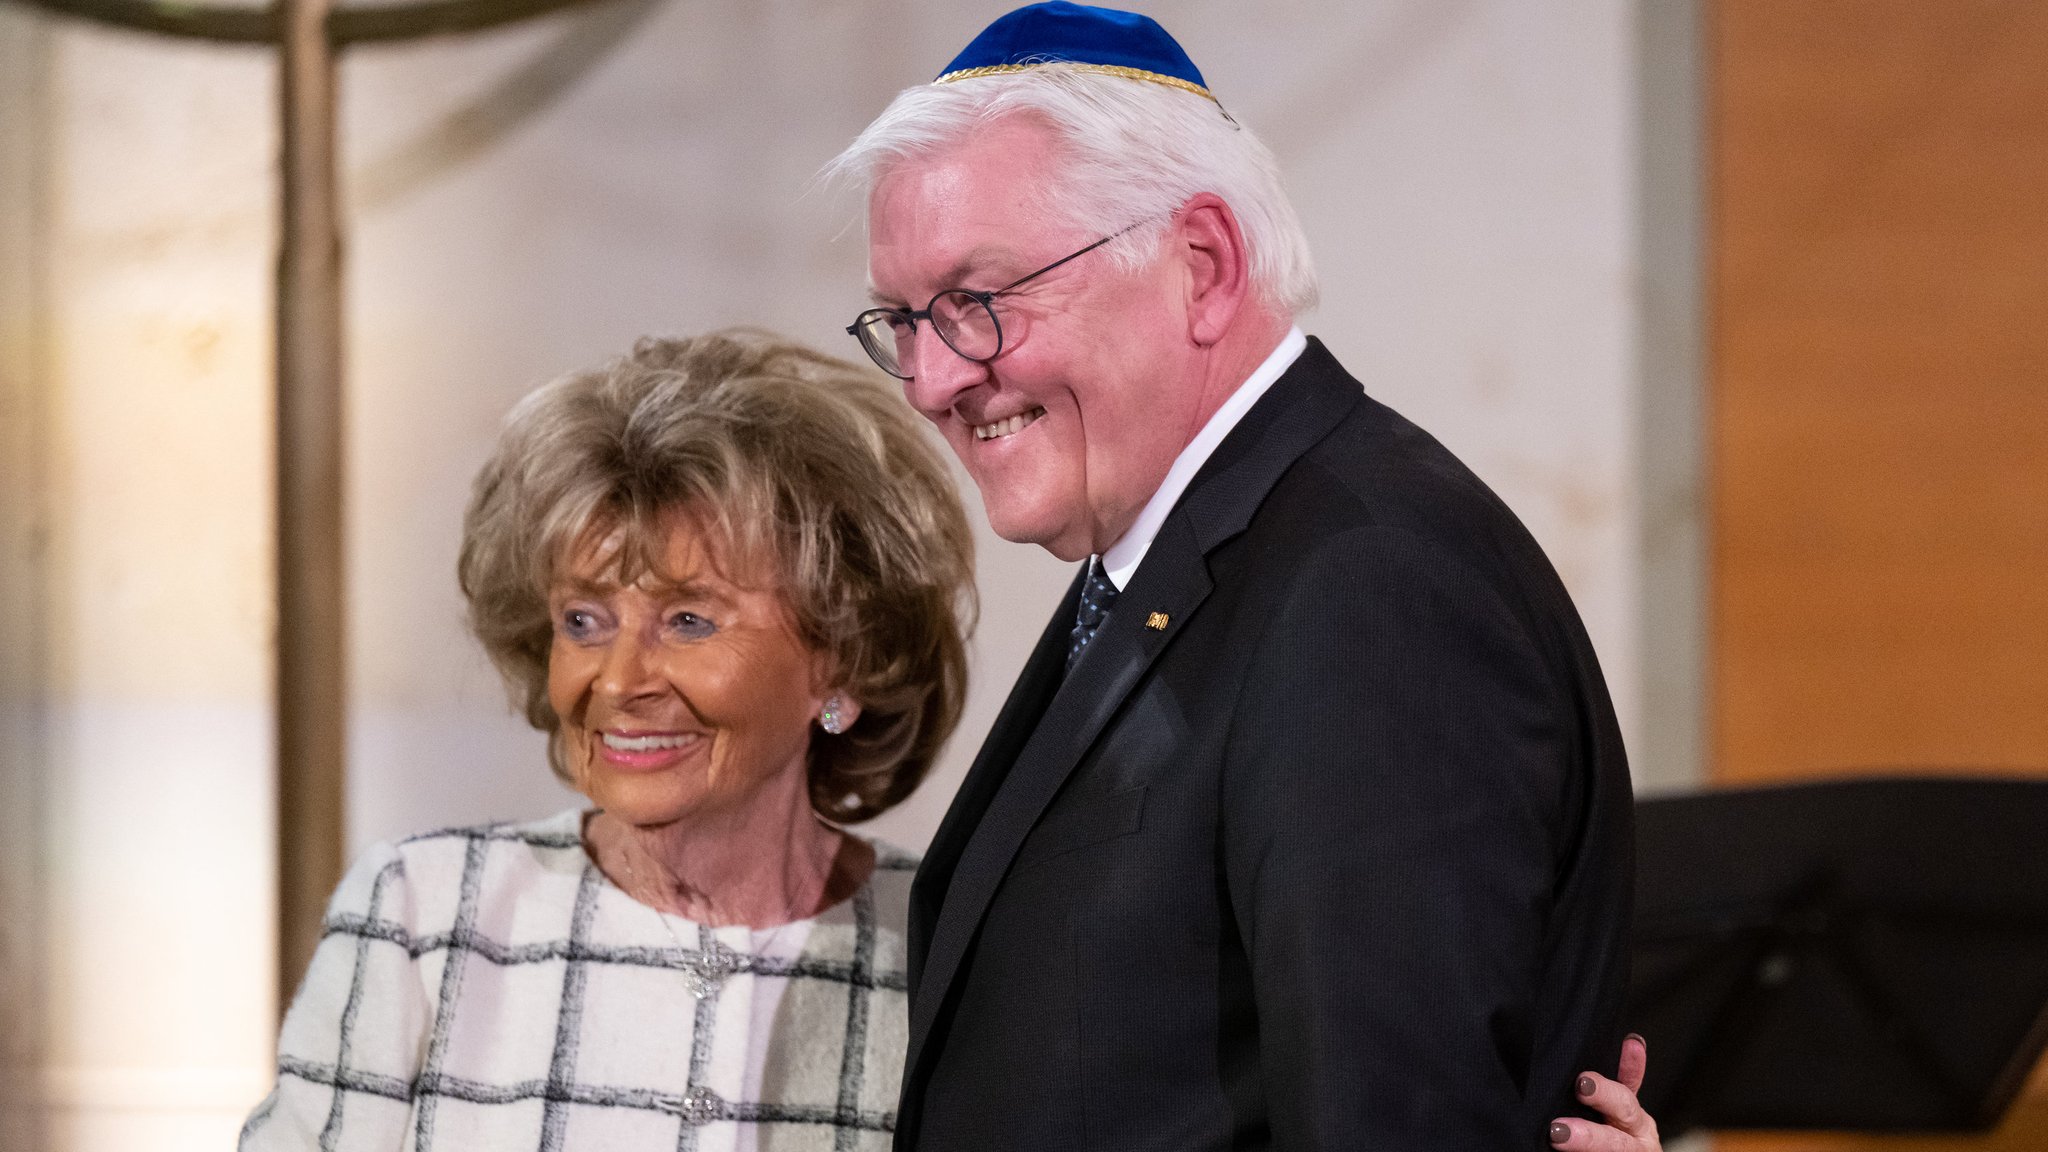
top-left (276, 0), bottom-right (345, 1011)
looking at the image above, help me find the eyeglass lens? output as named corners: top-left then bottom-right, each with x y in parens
top-left (857, 290), bottom-right (1003, 379)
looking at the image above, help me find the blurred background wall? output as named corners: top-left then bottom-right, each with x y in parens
top-left (6, 0), bottom-right (2034, 1149)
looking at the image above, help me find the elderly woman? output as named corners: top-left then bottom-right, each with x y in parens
top-left (243, 329), bottom-right (972, 1150)
top-left (241, 328), bottom-right (1663, 1152)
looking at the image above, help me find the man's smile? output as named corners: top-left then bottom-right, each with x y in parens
top-left (972, 406), bottom-right (1046, 441)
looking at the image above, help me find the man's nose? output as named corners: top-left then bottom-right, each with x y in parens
top-left (901, 321), bottom-right (987, 418)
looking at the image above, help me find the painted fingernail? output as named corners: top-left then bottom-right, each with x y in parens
top-left (1627, 1032), bottom-right (1646, 1049)
top-left (1577, 1074), bottom-right (1597, 1097)
top-left (1550, 1120), bottom-right (1571, 1144)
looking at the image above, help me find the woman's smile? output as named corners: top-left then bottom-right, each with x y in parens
top-left (595, 727), bottom-right (704, 770)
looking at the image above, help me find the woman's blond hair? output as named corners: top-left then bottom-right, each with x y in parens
top-left (459, 328), bottom-right (975, 823)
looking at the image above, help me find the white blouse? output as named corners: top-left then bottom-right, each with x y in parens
top-left (240, 809), bottom-right (915, 1152)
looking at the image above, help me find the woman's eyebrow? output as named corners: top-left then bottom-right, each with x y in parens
top-left (643, 575), bottom-right (741, 608)
top-left (552, 575), bottom-right (616, 599)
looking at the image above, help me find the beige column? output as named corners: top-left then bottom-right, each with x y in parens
top-left (0, 8), bottom-right (54, 1151)
top-left (30, 24), bottom-right (279, 1148)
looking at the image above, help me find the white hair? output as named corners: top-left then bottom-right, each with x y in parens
top-left (824, 63), bottom-right (1318, 317)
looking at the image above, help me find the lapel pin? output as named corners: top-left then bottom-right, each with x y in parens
top-left (1146, 611), bottom-right (1170, 631)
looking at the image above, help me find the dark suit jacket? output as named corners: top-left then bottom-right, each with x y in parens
top-left (896, 339), bottom-right (1634, 1151)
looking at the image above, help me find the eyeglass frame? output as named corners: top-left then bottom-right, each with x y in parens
top-left (846, 223), bottom-right (1141, 380)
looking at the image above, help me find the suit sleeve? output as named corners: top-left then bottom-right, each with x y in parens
top-left (240, 841), bottom-right (430, 1151)
top-left (1221, 526), bottom-right (1572, 1150)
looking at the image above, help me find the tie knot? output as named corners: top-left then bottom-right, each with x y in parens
top-left (1068, 561), bottom-right (1120, 673)
top-left (1077, 563), bottom-right (1119, 627)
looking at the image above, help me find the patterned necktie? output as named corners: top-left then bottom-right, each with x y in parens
top-left (1067, 558), bottom-right (1120, 673)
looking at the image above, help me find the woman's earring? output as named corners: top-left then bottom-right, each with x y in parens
top-left (819, 695), bottom-right (850, 735)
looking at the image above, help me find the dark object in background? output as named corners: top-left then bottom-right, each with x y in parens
top-left (1630, 776), bottom-right (2048, 1139)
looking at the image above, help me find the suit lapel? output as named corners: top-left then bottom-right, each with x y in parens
top-left (904, 511), bottom-right (1214, 1081)
top-left (906, 567), bottom-right (1080, 990)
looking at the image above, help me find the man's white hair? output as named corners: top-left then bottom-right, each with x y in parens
top-left (826, 63), bottom-right (1318, 317)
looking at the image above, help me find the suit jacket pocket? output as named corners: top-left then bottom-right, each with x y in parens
top-left (1010, 784), bottom-right (1147, 875)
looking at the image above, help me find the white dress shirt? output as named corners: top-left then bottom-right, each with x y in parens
top-left (1098, 326), bottom-right (1307, 591)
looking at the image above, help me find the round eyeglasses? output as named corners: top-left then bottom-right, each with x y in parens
top-left (846, 228), bottom-right (1131, 380)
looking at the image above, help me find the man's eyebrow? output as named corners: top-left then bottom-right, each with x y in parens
top-left (866, 245), bottom-right (1028, 306)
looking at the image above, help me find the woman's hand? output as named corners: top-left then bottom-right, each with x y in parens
top-left (1549, 1033), bottom-right (1660, 1151)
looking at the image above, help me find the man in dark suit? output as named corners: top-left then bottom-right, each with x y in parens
top-left (832, 5), bottom-right (1642, 1148)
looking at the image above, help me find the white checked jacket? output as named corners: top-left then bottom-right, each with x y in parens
top-left (241, 810), bottom-right (914, 1152)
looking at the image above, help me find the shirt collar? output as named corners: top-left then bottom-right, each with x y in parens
top-left (1098, 326), bottom-right (1307, 590)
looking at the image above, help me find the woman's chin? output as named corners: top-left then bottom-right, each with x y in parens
top-left (581, 773), bottom-right (707, 829)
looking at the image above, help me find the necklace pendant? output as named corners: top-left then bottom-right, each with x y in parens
top-left (682, 937), bottom-right (745, 999)
top-left (683, 966), bottom-right (724, 998)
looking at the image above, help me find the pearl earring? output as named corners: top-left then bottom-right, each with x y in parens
top-left (819, 695), bottom-right (849, 735)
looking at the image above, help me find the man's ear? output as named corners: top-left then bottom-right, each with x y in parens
top-left (1178, 193), bottom-right (1253, 346)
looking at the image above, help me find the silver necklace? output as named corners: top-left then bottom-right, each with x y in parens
top-left (619, 845), bottom-right (806, 999)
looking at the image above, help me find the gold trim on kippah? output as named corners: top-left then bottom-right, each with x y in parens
top-left (934, 61), bottom-right (1217, 102)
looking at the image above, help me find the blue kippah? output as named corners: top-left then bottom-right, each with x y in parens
top-left (935, 2), bottom-right (1215, 102)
